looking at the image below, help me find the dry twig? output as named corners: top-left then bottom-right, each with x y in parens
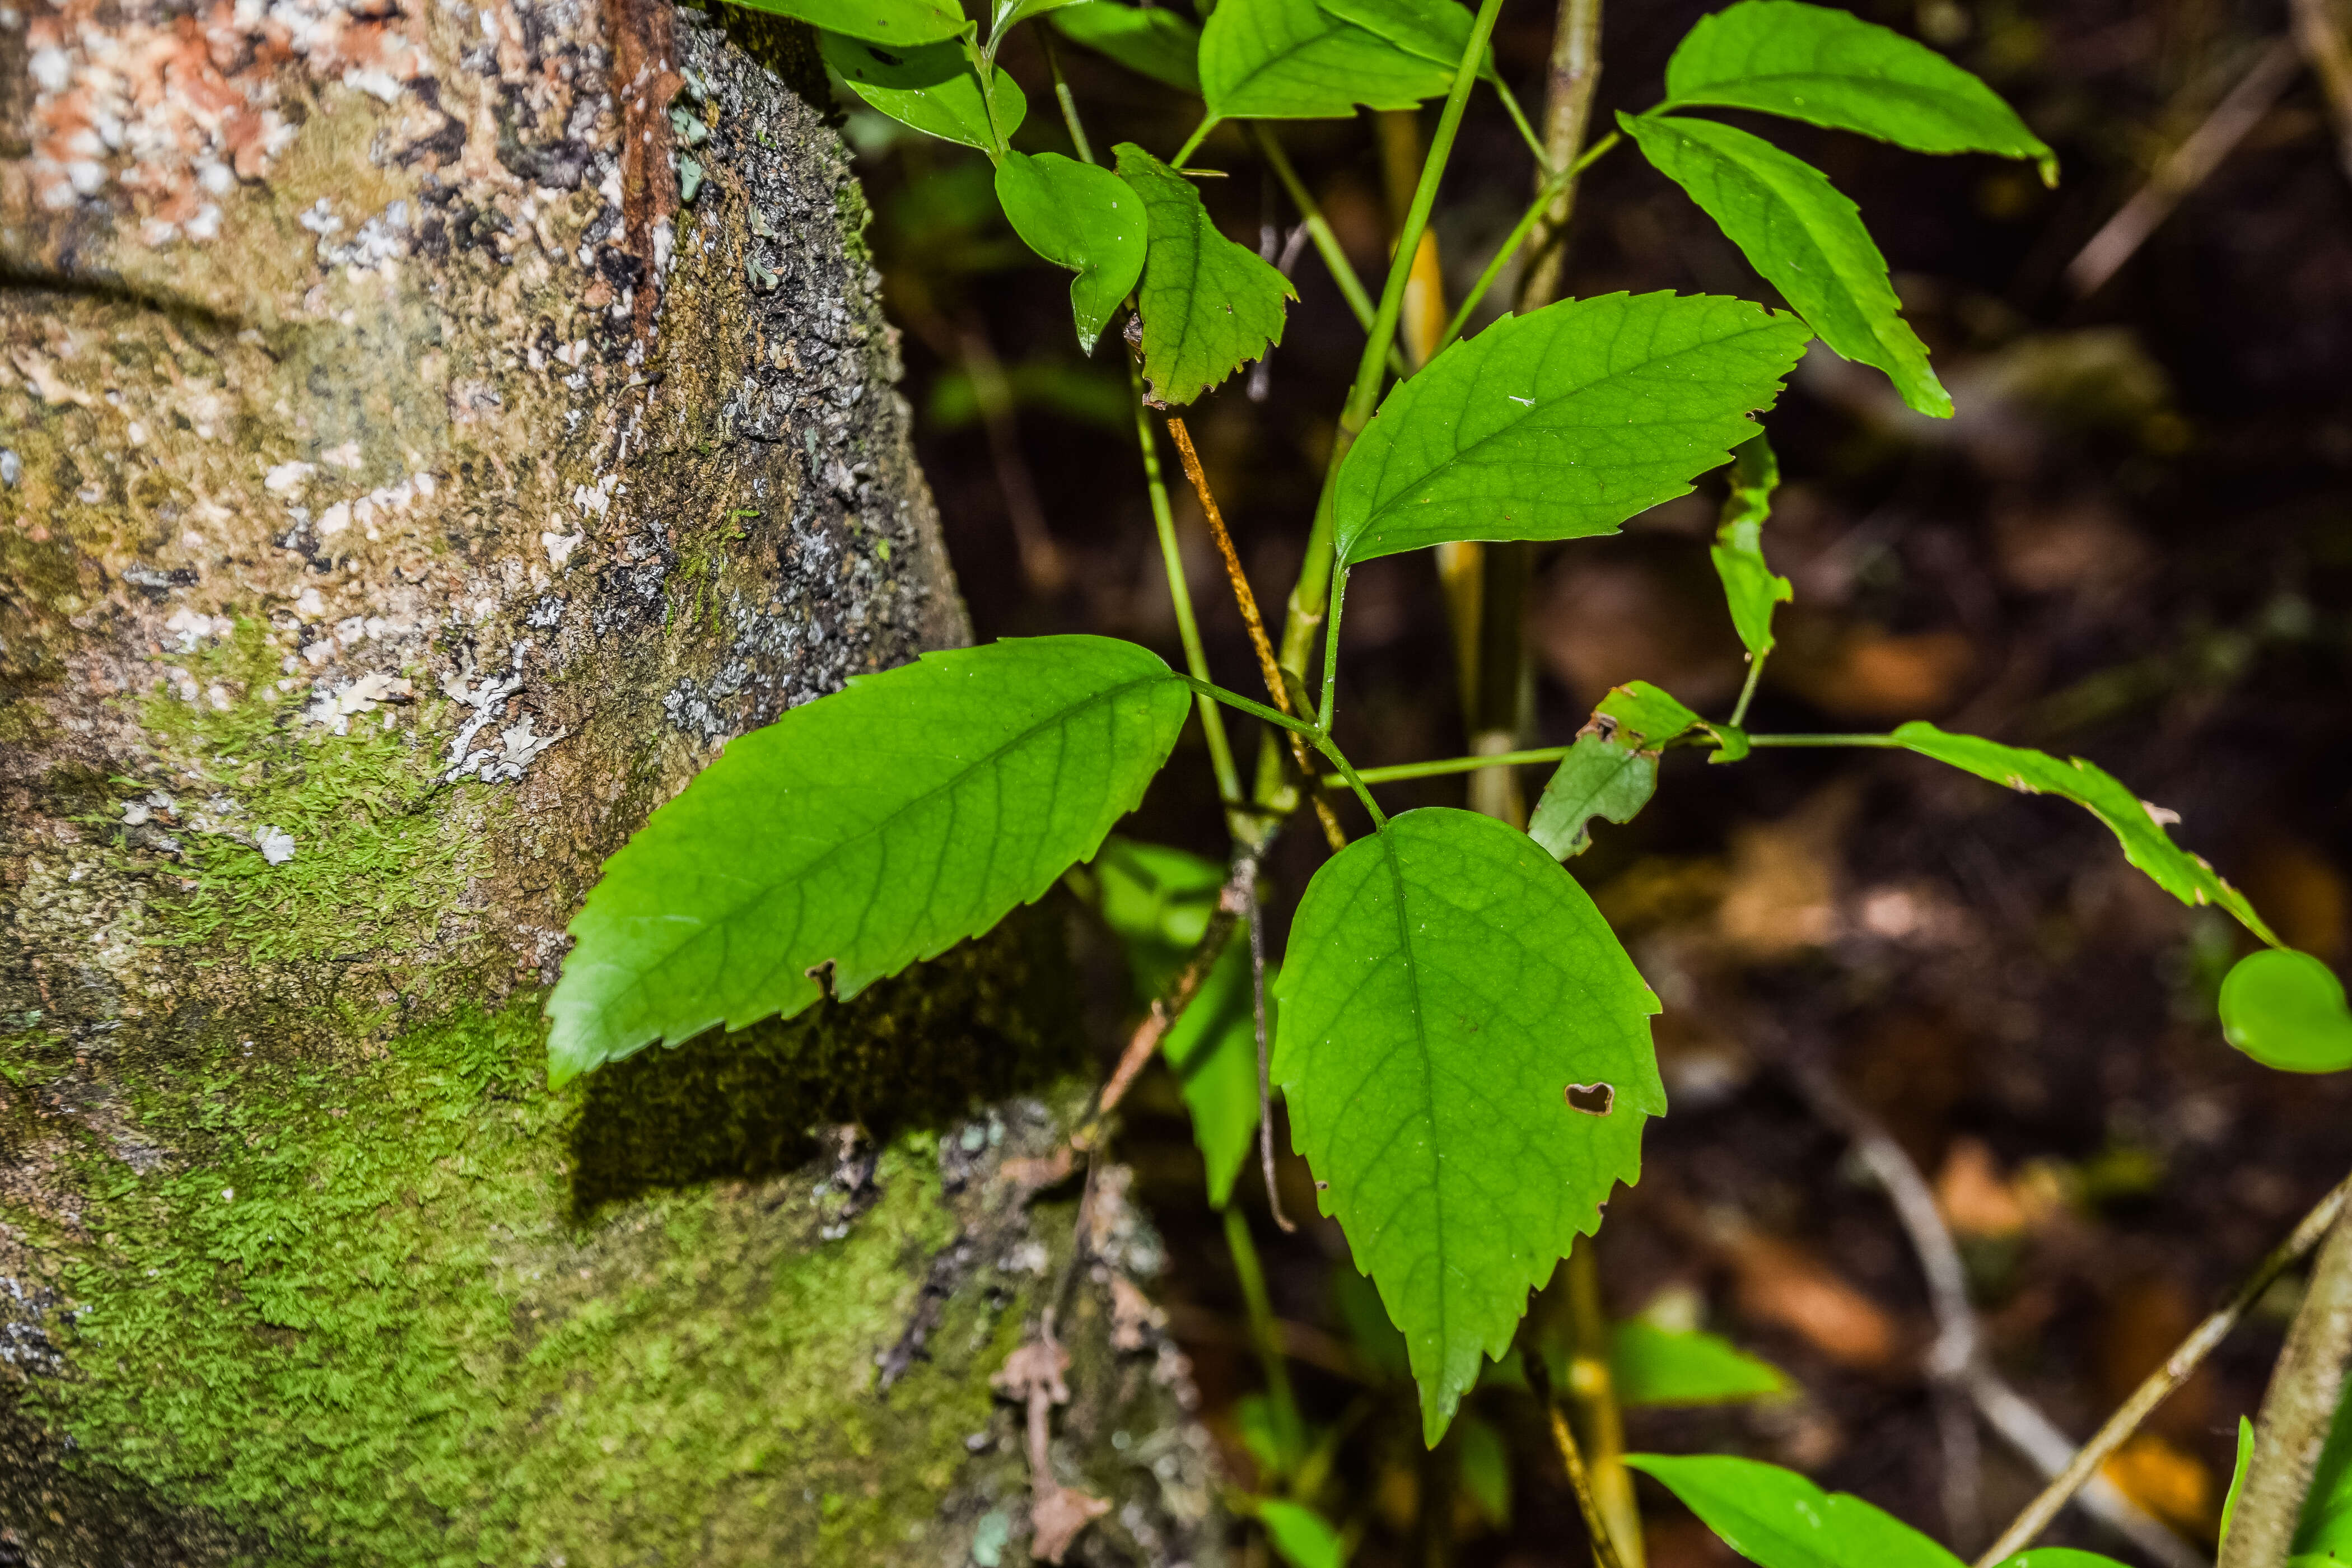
top-left (1093, 851), bottom-right (1256, 1121)
top-left (2066, 36), bottom-right (2302, 297)
top-left (1525, 1346), bottom-right (1631, 1568)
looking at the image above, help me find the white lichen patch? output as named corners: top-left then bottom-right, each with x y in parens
top-left (305, 670), bottom-right (413, 732)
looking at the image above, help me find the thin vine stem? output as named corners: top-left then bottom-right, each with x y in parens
top-left (1130, 363), bottom-right (1242, 807)
top-left (962, 32), bottom-right (1008, 162)
top-left (1728, 653), bottom-right (1767, 729)
top-left (1268, 0), bottom-right (1515, 697)
top-left (1174, 114), bottom-right (1220, 166)
top-left (1324, 746), bottom-right (1574, 788)
top-left (1038, 30), bottom-right (1093, 164)
top-left (1432, 130), bottom-right (1621, 356)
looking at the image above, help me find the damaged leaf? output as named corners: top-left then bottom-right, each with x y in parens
top-left (1115, 143), bottom-right (1296, 405)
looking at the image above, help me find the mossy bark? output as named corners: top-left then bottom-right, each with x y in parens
top-left (0, 3), bottom-right (1220, 1562)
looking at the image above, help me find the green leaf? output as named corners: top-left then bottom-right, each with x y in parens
top-left (995, 151), bottom-right (1149, 354)
top-left (1623, 111), bottom-right (1949, 418)
top-left (820, 32), bottom-right (1027, 152)
top-left (2222, 1413), bottom-right (2255, 1548)
top-left (1612, 1320), bottom-right (1790, 1407)
top-left (1712, 431), bottom-right (1791, 660)
top-left (994, 0), bottom-right (1080, 34)
top-left (1091, 838), bottom-right (1263, 1207)
top-left (1596, 681), bottom-right (1705, 749)
top-left (1320, 0), bottom-right (1489, 76)
top-left (1257, 1499), bottom-right (1347, 1568)
top-left (2221, 950), bottom-right (2352, 1074)
top-left (1662, 0), bottom-right (2056, 184)
top-left (1528, 736), bottom-right (1656, 860)
top-left (1626, 1453), bottom-right (1963, 1568)
top-left (1273, 808), bottom-right (1664, 1444)
top-left (1049, 2), bottom-right (1203, 93)
top-left (1115, 143), bottom-right (1297, 405)
top-left (733, 0), bottom-right (968, 46)
top-left (1892, 722), bottom-right (2279, 943)
top-left (1333, 291), bottom-right (1809, 565)
top-left (547, 637), bottom-right (1190, 1084)
top-left (1200, 0), bottom-right (1455, 119)
top-left (1995, 1553), bottom-right (2136, 1567)
top-left (2297, 1378), bottom-right (2352, 1558)
top-left (1457, 1410), bottom-right (1513, 1525)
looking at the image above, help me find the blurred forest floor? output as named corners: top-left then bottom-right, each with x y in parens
top-left (839, 0), bottom-right (2352, 1560)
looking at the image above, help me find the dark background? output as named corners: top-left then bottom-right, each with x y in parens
top-left (842, 1), bottom-right (2352, 1560)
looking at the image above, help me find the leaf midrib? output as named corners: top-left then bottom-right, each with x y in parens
top-left (584, 668), bottom-right (1176, 1037)
top-left (1377, 824), bottom-right (1450, 1362)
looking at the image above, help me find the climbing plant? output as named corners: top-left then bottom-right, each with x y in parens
top-left (550, 0), bottom-right (2352, 1562)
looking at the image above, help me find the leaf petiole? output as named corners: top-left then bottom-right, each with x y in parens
top-left (961, 30), bottom-right (1009, 161)
top-left (1745, 731), bottom-right (1901, 748)
top-left (1174, 676), bottom-right (1387, 828)
top-left (1173, 114), bottom-right (1221, 166)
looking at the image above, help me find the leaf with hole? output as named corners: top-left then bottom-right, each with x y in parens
top-left (733, 0), bottom-right (968, 45)
top-left (1713, 431), bottom-right (1791, 659)
top-left (1661, 0), bottom-right (2054, 182)
top-left (995, 151), bottom-right (1149, 354)
top-left (1050, 2), bottom-right (1203, 92)
top-left (1273, 808), bottom-right (1664, 1444)
top-left (1333, 291), bottom-right (1809, 565)
top-left (1626, 1453), bottom-right (1963, 1568)
top-left (1611, 1319), bottom-right (1789, 1407)
top-left (1528, 737), bottom-right (1655, 860)
top-left (1093, 838), bottom-right (1263, 1207)
top-left (1624, 111), bottom-right (1949, 418)
top-left (546, 637), bottom-right (1191, 1085)
top-left (1893, 723), bottom-right (2277, 943)
top-left (2221, 949), bottom-right (2352, 1075)
top-left (1596, 681), bottom-right (1704, 749)
top-left (1115, 143), bottom-right (1297, 405)
top-left (820, 32), bottom-right (1026, 152)
top-left (1200, 0), bottom-right (1455, 120)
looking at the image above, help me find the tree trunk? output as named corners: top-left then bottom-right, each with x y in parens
top-left (0, 3), bottom-right (1219, 1562)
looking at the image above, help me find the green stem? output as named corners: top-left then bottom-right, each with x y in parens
top-left (1322, 745), bottom-right (1571, 788)
top-left (1746, 732), bottom-right (1901, 748)
top-left (1432, 130), bottom-right (1620, 355)
top-left (1039, 30), bottom-right (1094, 164)
top-left (1319, 566), bottom-right (1346, 733)
top-left (1270, 0), bottom-right (1514, 698)
top-left (1174, 114), bottom-right (1221, 166)
top-left (1252, 125), bottom-right (1412, 378)
top-left (1175, 677), bottom-right (1387, 828)
top-left (1224, 1206), bottom-right (1309, 1481)
top-left (1728, 652), bottom-right (1767, 730)
top-left (962, 32), bottom-right (1009, 162)
top-left (1133, 366), bottom-right (1242, 805)
top-left (1494, 73), bottom-right (1552, 169)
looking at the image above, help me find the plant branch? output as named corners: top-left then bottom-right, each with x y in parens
top-left (1266, 0), bottom-right (1514, 707)
top-left (1165, 416), bottom-right (1348, 851)
top-left (1130, 363), bottom-right (1243, 808)
top-left (2218, 1195), bottom-right (2352, 1566)
top-left (1524, 1346), bottom-right (1631, 1568)
top-left (1093, 851), bottom-right (1257, 1122)
top-left (1039, 29), bottom-right (1094, 165)
top-left (2065, 36), bottom-right (2301, 297)
top-left (1980, 1165), bottom-right (2352, 1563)
top-left (1321, 746), bottom-right (1573, 788)
top-left (1253, 125), bottom-right (1412, 378)
top-left (1434, 132), bottom-right (1620, 354)
top-left (1517, 0), bottom-right (1604, 310)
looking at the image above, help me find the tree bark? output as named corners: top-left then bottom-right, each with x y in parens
top-left (0, 2), bottom-right (1219, 1562)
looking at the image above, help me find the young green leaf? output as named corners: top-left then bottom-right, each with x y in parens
top-left (1892, 722), bottom-right (2279, 944)
top-left (1115, 143), bottom-right (1298, 405)
top-left (1994, 1553), bottom-right (2136, 1567)
top-left (1528, 736), bottom-right (1656, 860)
top-left (1712, 431), bottom-right (1791, 660)
top-left (1597, 681), bottom-right (1704, 749)
top-left (1624, 112), bottom-right (1949, 418)
top-left (1333, 291), bottom-right (1809, 565)
top-left (994, 0), bottom-right (1080, 34)
top-left (1050, 2), bottom-right (1203, 93)
top-left (2222, 1414), bottom-right (2255, 1548)
top-left (1257, 1498), bottom-right (1347, 1568)
top-left (1612, 1320), bottom-right (1790, 1407)
top-left (2221, 949), bottom-right (2352, 1074)
top-left (1273, 808), bottom-right (1665, 1445)
top-left (732, 0), bottom-right (968, 46)
top-left (995, 151), bottom-right (1149, 354)
top-left (1625, 1453), bottom-right (1964, 1568)
top-left (1200, 0), bottom-right (1455, 120)
top-left (546, 637), bottom-right (1191, 1085)
top-left (1662, 0), bottom-right (2055, 184)
top-left (1092, 838), bottom-right (1264, 1206)
top-left (820, 32), bottom-right (1028, 153)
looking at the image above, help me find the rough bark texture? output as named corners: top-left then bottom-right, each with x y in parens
top-left (0, 2), bottom-right (1220, 1562)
